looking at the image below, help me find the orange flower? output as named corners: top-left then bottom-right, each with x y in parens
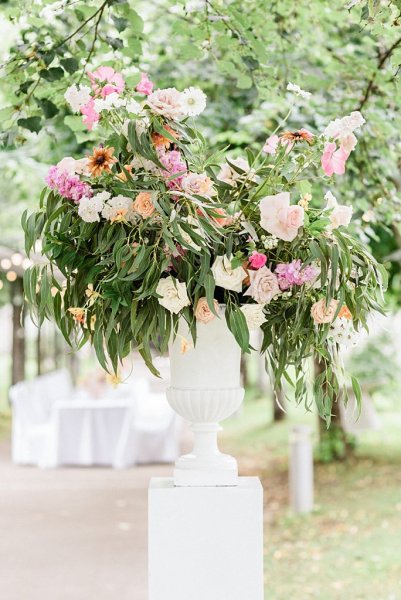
top-left (338, 305), bottom-right (352, 320)
top-left (88, 146), bottom-right (117, 177)
top-left (133, 192), bottom-right (155, 218)
top-left (68, 307), bottom-right (86, 324)
top-left (280, 129), bottom-right (314, 145)
top-left (211, 207), bottom-right (234, 227)
top-left (116, 164), bottom-right (133, 182)
top-left (151, 125), bottom-right (179, 149)
top-left (111, 209), bottom-right (128, 223)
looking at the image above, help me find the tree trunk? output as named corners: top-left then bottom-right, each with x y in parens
top-left (11, 278), bottom-right (25, 386)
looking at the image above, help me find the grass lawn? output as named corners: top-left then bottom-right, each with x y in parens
top-left (222, 396), bottom-right (401, 600)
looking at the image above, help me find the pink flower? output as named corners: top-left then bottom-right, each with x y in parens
top-left (147, 88), bottom-right (184, 120)
top-left (260, 192), bottom-right (304, 242)
top-left (80, 100), bottom-right (100, 131)
top-left (87, 66), bottom-right (125, 97)
top-left (248, 251), bottom-right (267, 269)
top-left (263, 135), bottom-right (279, 155)
top-left (45, 166), bottom-right (92, 203)
top-left (321, 142), bottom-right (349, 177)
top-left (136, 72), bottom-right (154, 95)
top-left (159, 150), bottom-right (187, 190)
top-left (275, 260), bottom-right (319, 290)
top-left (244, 267), bottom-right (280, 305)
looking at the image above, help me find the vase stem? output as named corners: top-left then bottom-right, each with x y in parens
top-left (191, 423), bottom-right (221, 457)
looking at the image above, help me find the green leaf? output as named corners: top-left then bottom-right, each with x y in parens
top-left (37, 99), bottom-right (59, 119)
top-left (60, 58), bottom-right (79, 74)
top-left (351, 376), bottom-right (362, 418)
top-left (17, 116), bottom-right (42, 133)
top-left (39, 67), bottom-right (65, 82)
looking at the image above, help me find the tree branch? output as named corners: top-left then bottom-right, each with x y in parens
top-left (358, 35), bottom-right (401, 110)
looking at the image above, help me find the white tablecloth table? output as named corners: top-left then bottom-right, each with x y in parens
top-left (44, 399), bottom-right (136, 468)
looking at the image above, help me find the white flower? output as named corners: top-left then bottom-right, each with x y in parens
top-left (64, 84), bottom-right (91, 112)
top-left (74, 157), bottom-right (91, 176)
top-left (130, 156), bottom-right (158, 173)
top-left (324, 111), bottom-right (365, 141)
top-left (156, 276), bottom-right (190, 314)
top-left (217, 157), bottom-right (257, 187)
top-left (329, 317), bottom-right (358, 348)
top-left (101, 195), bottom-right (132, 222)
top-left (211, 255), bottom-right (247, 293)
top-left (147, 88), bottom-right (184, 120)
top-left (126, 99), bottom-right (142, 114)
top-left (286, 82), bottom-right (311, 99)
top-left (57, 156), bottom-right (90, 177)
top-left (241, 304), bottom-right (267, 330)
top-left (57, 157), bottom-right (77, 175)
top-left (181, 87), bottom-right (207, 116)
top-left (324, 191), bottom-right (353, 229)
top-left (93, 92), bottom-right (125, 113)
top-left (78, 194), bottom-right (106, 223)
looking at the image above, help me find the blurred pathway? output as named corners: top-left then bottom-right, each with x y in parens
top-left (0, 439), bottom-right (171, 600)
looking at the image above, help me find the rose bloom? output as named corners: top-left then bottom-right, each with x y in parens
top-left (311, 298), bottom-right (338, 324)
top-left (248, 251), bottom-right (267, 269)
top-left (211, 255), bottom-right (247, 293)
top-left (147, 88), bottom-right (184, 120)
top-left (260, 192), bottom-right (304, 242)
top-left (240, 304), bottom-right (267, 330)
top-left (156, 276), bottom-right (190, 314)
top-left (195, 297), bottom-right (219, 324)
top-left (209, 207), bottom-right (234, 227)
top-left (133, 192), bottom-right (155, 218)
top-left (244, 266), bottom-right (280, 304)
top-left (181, 173), bottom-right (215, 198)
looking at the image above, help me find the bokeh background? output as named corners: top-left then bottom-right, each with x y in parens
top-left (1, 1), bottom-right (401, 599)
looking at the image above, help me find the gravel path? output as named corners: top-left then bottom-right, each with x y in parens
top-left (0, 439), bottom-right (172, 600)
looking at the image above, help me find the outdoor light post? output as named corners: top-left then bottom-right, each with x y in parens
top-left (289, 425), bottom-right (314, 514)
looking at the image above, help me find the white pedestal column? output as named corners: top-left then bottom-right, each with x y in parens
top-left (148, 476), bottom-right (264, 600)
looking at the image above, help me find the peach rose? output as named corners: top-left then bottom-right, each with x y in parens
top-left (311, 298), bottom-right (338, 324)
top-left (195, 297), bottom-right (219, 324)
top-left (260, 192), bottom-right (304, 242)
top-left (133, 192), bottom-right (155, 218)
top-left (181, 172), bottom-right (215, 198)
top-left (244, 266), bottom-right (280, 304)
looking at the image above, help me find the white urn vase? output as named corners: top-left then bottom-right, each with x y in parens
top-left (166, 314), bottom-right (244, 487)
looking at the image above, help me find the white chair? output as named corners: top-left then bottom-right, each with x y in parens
top-left (9, 369), bottom-right (74, 466)
top-left (113, 388), bottom-right (181, 468)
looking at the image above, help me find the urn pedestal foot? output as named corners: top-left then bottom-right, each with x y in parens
top-left (166, 387), bottom-right (244, 487)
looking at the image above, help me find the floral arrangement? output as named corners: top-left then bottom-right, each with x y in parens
top-left (22, 68), bottom-right (386, 423)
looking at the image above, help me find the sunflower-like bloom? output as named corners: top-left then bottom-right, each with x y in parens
top-left (88, 146), bottom-right (117, 177)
